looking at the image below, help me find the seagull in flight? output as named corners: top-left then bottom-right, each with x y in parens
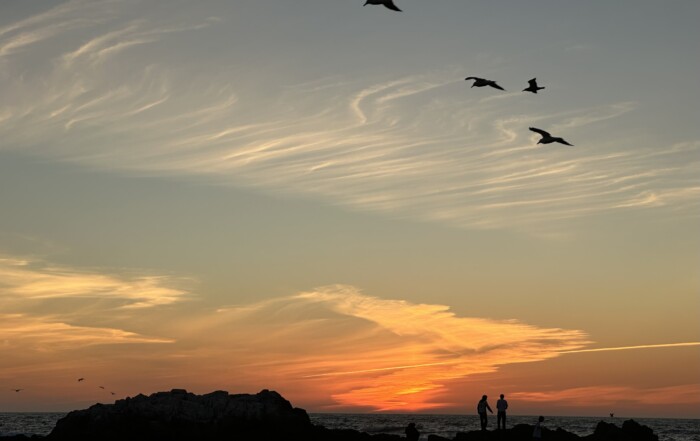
top-left (529, 127), bottom-right (574, 146)
top-left (465, 77), bottom-right (505, 91)
top-left (363, 0), bottom-right (402, 12)
top-left (12, 389), bottom-right (23, 392)
top-left (77, 378), bottom-right (85, 382)
top-left (110, 392), bottom-right (116, 395)
top-left (523, 78), bottom-right (545, 94)
top-left (99, 386), bottom-right (105, 389)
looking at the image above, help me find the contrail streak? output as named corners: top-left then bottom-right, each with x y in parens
top-left (302, 361), bottom-right (456, 378)
top-left (560, 342), bottom-right (700, 354)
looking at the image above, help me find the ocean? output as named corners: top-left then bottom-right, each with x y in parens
top-left (1, 412), bottom-right (698, 440)
top-left (309, 414), bottom-right (700, 441)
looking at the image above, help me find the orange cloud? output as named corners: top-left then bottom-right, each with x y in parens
top-left (0, 255), bottom-right (189, 308)
top-left (0, 254), bottom-right (183, 374)
top-left (0, 313), bottom-right (173, 350)
top-left (5, 279), bottom-right (694, 414)
top-left (192, 285), bottom-right (590, 411)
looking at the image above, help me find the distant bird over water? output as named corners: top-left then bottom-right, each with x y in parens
top-left (363, 0), bottom-right (402, 12)
top-left (77, 378), bottom-right (85, 382)
top-left (465, 77), bottom-right (505, 91)
top-left (523, 78), bottom-right (545, 94)
top-left (529, 127), bottom-right (574, 146)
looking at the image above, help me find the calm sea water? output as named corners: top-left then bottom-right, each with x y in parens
top-left (1, 412), bottom-right (698, 440)
top-left (309, 414), bottom-right (700, 441)
top-left (0, 413), bottom-right (66, 437)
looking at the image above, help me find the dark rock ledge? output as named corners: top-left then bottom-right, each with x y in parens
top-left (0, 389), bottom-right (658, 441)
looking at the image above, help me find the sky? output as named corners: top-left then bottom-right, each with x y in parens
top-left (0, 0), bottom-right (698, 419)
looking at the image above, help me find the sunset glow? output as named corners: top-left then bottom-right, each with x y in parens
top-left (1, 0), bottom-right (698, 420)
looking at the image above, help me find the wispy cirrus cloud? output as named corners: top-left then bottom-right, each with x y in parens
top-left (0, 313), bottom-right (173, 350)
top-left (0, 0), bottom-right (115, 57)
top-left (0, 255), bottom-right (189, 309)
top-left (0, 253), bottom-right (182, 373)
top-left (1, 1), bottom-right (698, 234)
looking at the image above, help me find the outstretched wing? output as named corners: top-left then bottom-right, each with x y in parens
top-left (556, 138), bottom-right (574, 146)
top-left (529, 127), bottom-right (550, 137)
top-left (384, 0), bottom-right (402, 11)
top-left (465, 77), bottom-right (480, 81)
top-left (528, 78), bottom-right (538, 87)
top-left (489, 82), bottom-right (505, 91)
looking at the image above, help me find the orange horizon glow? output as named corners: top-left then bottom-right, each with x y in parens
top-left (1, 256), bottom-right (698, 416)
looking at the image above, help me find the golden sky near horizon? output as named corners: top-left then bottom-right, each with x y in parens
top-left (1, 0), bottom-right (699, 418)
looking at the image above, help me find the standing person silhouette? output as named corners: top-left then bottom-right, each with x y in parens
top-left (496, 394), bottom-right (508, 429)
top-left (476, 395), bottom-right (493, 431)
top-left (533, 416), bottom-right (545, 439)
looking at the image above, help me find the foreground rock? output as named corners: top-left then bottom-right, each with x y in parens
top-left (0, 389), bottom-right (659, 441)
top-left (46, 389), bottom-right (313, 441)
top-left (43, 389), bottom-right (401, 441)
top-left (427, 419), bottom-right (658, 441)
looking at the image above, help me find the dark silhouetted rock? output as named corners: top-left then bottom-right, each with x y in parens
top-left (446, 420), bottom-right (657, 441)
top-left (621, 419), bottom-right (657, 440)
top-left (583, 419), bottom-right (658, 441)
top-left (553, 426), bottom-right (582, 441)
top-left (47, 389), bottom-right (311, 441)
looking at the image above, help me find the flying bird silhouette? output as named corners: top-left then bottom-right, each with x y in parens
top-left (363, 0), bottom-right (402, 12)
top-left (523, 78), bottom-right (545, 94)
top-left (111, 392), bottom-right (116, 395)
top-left (529, 127), bottom-right (574, 146)
top-left (465, 77), bottom-right (505, 91)
top-left (99, 386), bottom-right (105, 389)
top-left (77, 378), bottom-right (85, 382)
top-left (12, 389), bottom-right (23, 392)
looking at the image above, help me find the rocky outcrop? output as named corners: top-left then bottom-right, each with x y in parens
top-left (427, 420), bottom-right (657, 441)
top-left (584, 419), bottom-right (659, 441)
top-left (47, 389), bottom-right (311, 441)
top-left (42, 386), bottom-right (408, 441)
